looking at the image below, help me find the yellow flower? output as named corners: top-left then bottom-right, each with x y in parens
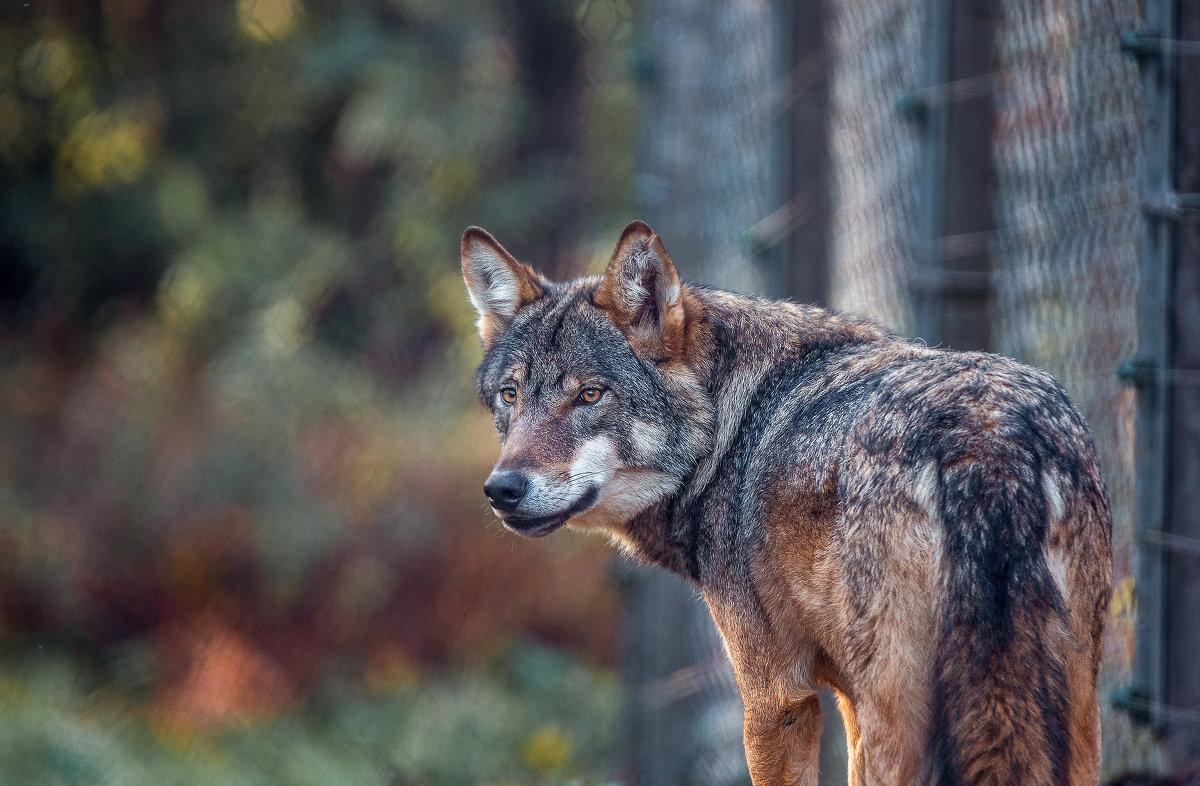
top-left (237, 0), bottom-right (303, 43)
top-left (519, 724), bottom-right (571, 775)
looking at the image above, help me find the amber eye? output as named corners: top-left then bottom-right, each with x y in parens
top-left (500, 387), bottom-right (518, 404)
top-left (577, 387), bottom-right (603, 405)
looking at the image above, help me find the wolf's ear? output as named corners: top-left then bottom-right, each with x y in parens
top-left (461, 227), bottom-right (545, 345)
top-left (594, 220), bottom-right (685, 360)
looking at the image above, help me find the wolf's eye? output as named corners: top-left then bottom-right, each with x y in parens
top-left (499, 387), bottom-right (518, 404)
top-left (577, 387), bottom-right (603, 405)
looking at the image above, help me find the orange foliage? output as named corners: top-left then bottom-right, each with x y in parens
top-left (154, 611), bottom-right (295, 730)
top-left (0, 323), bottom-right (621, 732)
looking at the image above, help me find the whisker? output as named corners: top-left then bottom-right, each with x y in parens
top-left (565, 470), bottom-right (608, 481)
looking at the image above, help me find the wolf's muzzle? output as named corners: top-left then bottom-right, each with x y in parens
top-left (483, 470), bottom-right (528, 512)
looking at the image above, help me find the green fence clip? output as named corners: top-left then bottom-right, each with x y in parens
top-left (895, 90), bottom-right (928, 124)
top-left (1117, 358), bottom-right (1156, 387)
top-left (1120, 29), bottom-right (1162, 62)
top-left (1111, 685), bottom-right (1156, 727)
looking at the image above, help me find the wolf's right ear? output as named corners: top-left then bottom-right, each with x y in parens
top-left (461, 227), bottom-right (545, 345)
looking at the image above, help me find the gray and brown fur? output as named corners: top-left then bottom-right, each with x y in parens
top-left (462, 221), bottom-right (1112, 786)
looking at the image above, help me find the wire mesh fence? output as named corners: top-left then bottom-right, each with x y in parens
top-left (634, 0), bottom-right (1167, 779)
top-left (827, 0), bottom-right (926, 338)
top-left (822, 0), bottom-right (1158, 776)
top-left (989, 0), bottom-right (1155, 771)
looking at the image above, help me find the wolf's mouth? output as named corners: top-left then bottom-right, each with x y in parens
top-left (502, 486), bottom-right (600, 538)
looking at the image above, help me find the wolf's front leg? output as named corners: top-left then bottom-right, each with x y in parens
top-left (743, 695), bottom-right (822, 786)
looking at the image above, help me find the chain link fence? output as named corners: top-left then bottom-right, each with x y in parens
top-left (635, 0), bottom-right (1163, 779)
top-left (827, 0), bottom-right (926, 337)
top-left (824, 0), bottom-right (1159, 776)
top-left (990, 1), bottom-right (1154, 770)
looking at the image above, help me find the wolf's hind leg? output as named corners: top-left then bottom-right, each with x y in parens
top-left (743, 695), bottom-right (821, 786)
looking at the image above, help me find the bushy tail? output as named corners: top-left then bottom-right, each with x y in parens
top-left (930, 448), bottom-right (1070, 786)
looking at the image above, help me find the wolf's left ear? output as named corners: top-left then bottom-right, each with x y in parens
top-left (594, 220), bottom-right (685, 360)
top-left (461, 227), bottom-right (546, 345)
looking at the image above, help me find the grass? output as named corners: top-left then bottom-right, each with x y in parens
top-left (0, 639), bottom-right (622, 785)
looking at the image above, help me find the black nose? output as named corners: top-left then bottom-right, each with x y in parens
top-left (484, 471), bottom-right (528, 512)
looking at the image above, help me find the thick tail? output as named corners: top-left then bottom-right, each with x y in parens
top-left (929, 444), bottom-right (1071, 786)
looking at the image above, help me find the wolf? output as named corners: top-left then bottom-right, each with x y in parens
top-left (461, 221), bottom-right (1112, 786)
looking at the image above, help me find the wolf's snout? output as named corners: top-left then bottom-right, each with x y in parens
top-left (483, 470), bottom-right (528, 512)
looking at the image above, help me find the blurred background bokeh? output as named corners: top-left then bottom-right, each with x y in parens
top-left (2, 0), bottom-right (1198, 784)
top-left (1, 0), bottom-right (632, 782)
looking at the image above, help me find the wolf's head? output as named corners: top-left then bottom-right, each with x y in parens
top-left (462, 221), bottom-right (714, 540)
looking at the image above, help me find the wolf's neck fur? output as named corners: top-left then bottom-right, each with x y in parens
top-left (621, 285), bottom-right (891, 584)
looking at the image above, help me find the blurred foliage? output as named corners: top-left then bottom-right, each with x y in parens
top-left (0, 638), bottom-right (621, 784)
top-left (0, 0), bottom-right (638, 770)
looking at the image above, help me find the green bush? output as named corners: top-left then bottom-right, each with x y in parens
top-left (0, 640), bottom-right (622, 785)
top-left (0, 0), bottom-right (638, 774)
